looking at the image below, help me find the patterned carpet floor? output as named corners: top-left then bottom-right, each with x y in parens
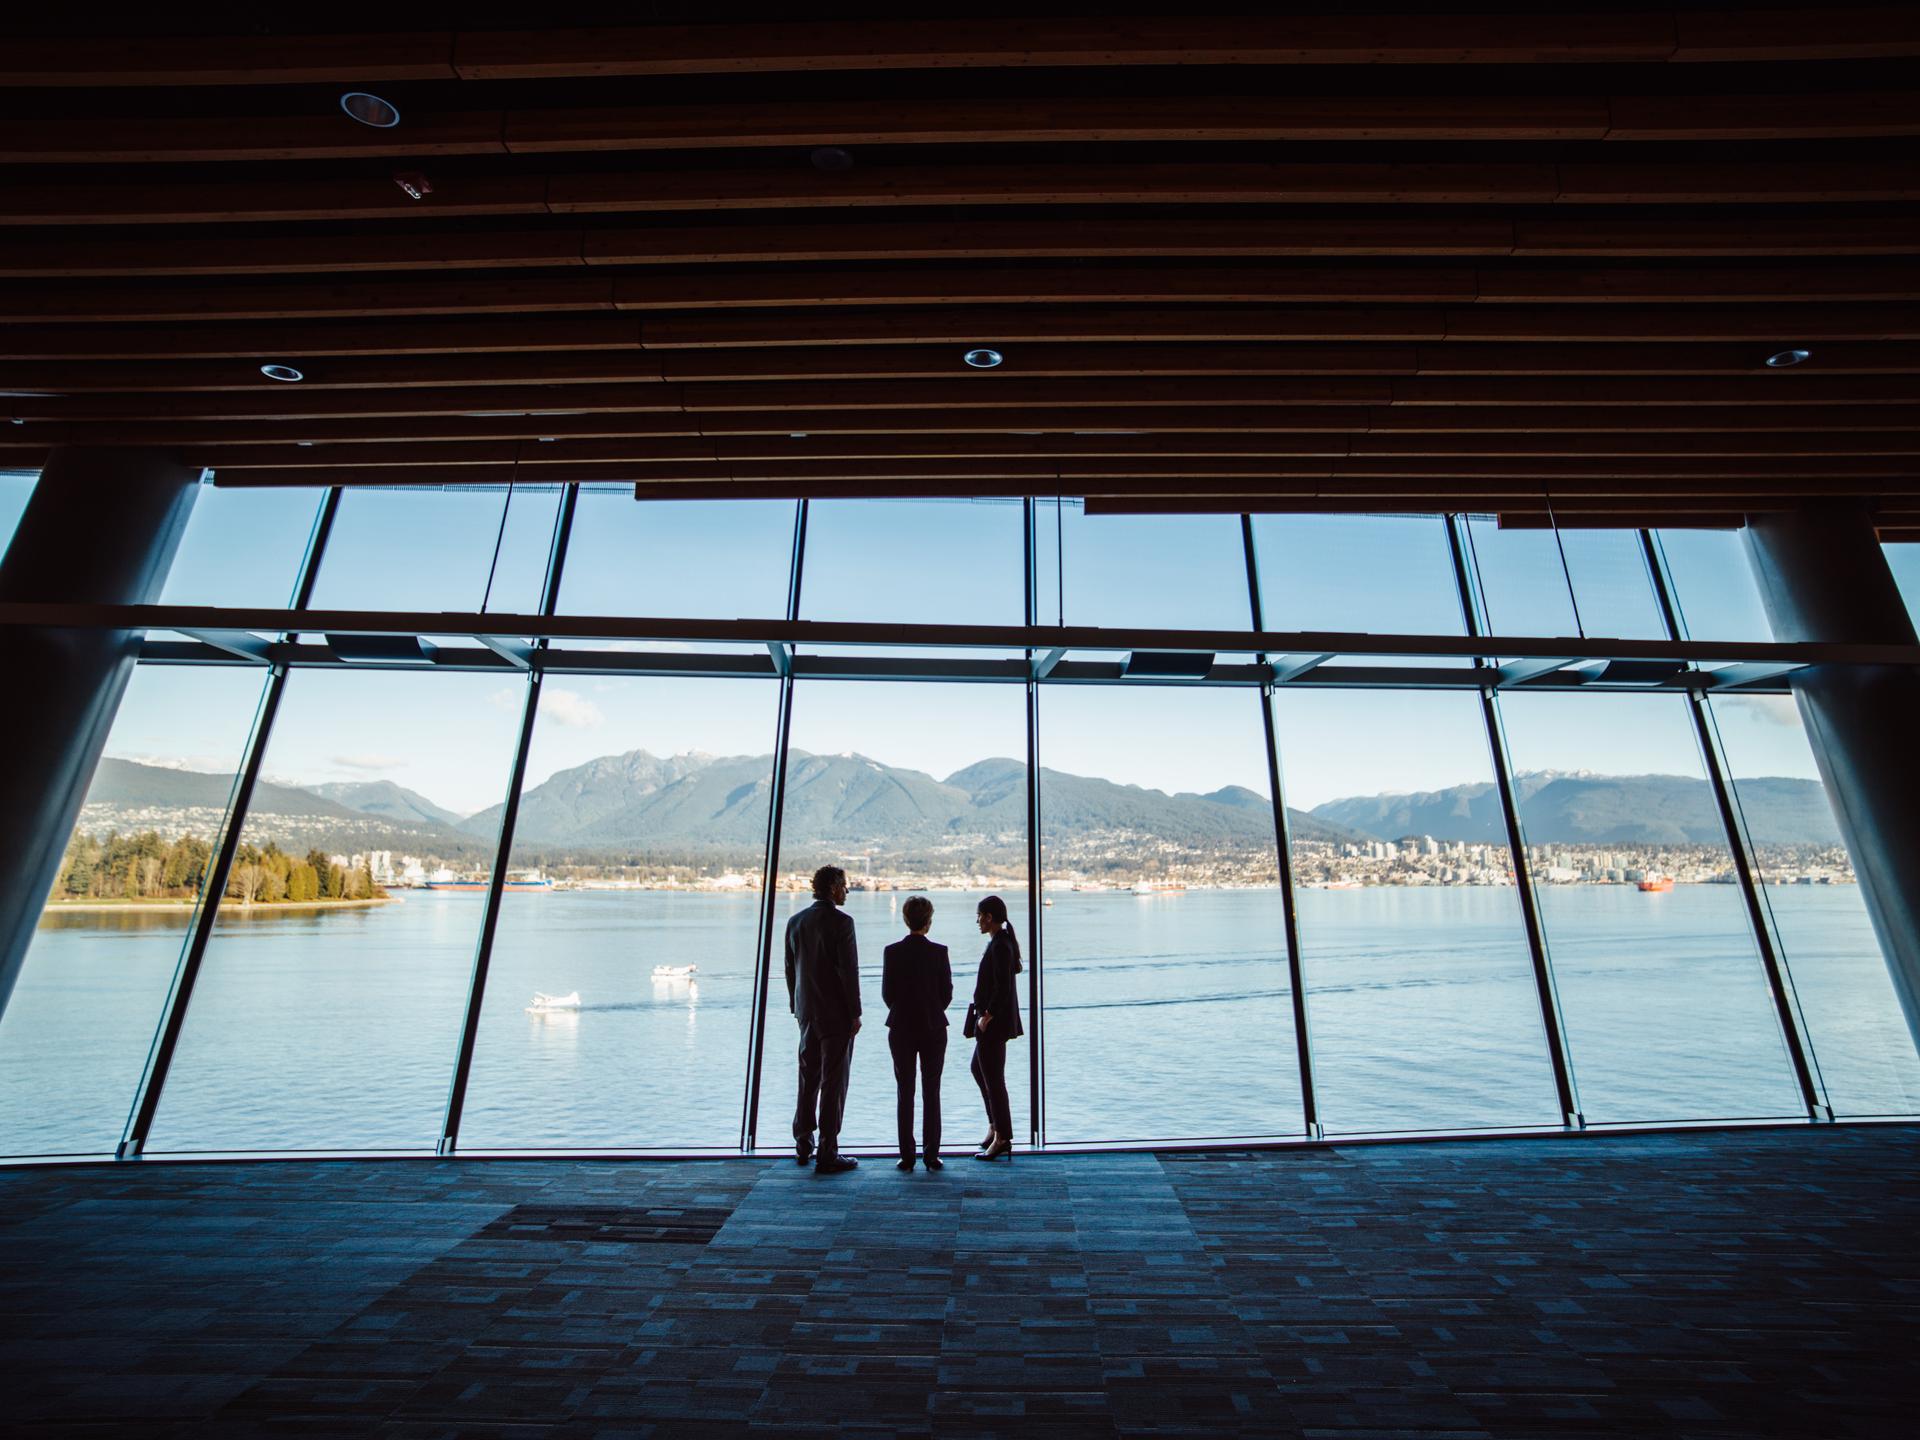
top-left (3, 1125), bottom-right (1916, 1437)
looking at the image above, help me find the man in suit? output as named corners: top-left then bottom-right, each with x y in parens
top-left (785, 864), bottom-right (861, 1174)
top-left (881, 895), bottom-right (953, 1172)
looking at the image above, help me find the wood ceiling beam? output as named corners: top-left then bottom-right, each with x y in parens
top-left (10, 214), bottom-right (1919, 280)
top-left (10, 341), bottom-right (1919, 395)
top-left (10, 405), bottom-right (1916, 449)
top-left (13, 92), bottom-right (1920, 165)
top-left (10, 11), bottom-right (1915, 89)
top-left (11, 160), bottom-right (1920, 228)
top-left (14, 376), bottom-right (1917, 425)
top-left (12, 304), bottom-right (1920, 360)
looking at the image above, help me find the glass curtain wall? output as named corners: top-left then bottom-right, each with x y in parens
top-left (0, 665), bottom-right (270, 1156)
top-left (460, 676), bottom-right (782, 1149)
top-left (760, 682), bottom-right (1029, 1155)
top-left (0, 469), bottom-right (39, 562)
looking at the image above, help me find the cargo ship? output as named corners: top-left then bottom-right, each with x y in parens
top-left (1637, 875), bottom-right (1675, 893)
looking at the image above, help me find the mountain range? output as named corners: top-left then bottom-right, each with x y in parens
top-left (83, 750), bottom-right (1841, 861)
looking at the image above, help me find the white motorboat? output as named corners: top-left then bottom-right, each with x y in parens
top-left (651, 964), bottom-right (698, 978)
top-left (527, 990), bottom-right (580, 1012)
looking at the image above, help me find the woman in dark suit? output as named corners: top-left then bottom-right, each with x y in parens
top-left (969, 894), bottom-right (1024, 1161)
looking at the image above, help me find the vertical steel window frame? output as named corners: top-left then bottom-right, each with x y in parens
top-left (1640, 531), bottom-right (1831, 1121)
top-left (1024, 496), bottom-right (1046, 1148)
top-left (118, 486), bottom-right (344, 1158)
top-left (439, 483), bottom-right (581, 1154)
top-left (1447, 514), bottom-right (1585, 1129)
top-left (742, 499), bottom-right (808, 1152)
top-left (1240, 515), bottom-right (1322, 1139)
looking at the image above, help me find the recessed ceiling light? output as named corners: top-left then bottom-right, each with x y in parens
top-left (340, 92), bottom-right (401, 128)
top-left (393, 171), bottom-right (432, 200)
top-left (295, 440), bottom-right (314, 447)
top-left (964, 348), bottom-right (1004, 369)
top-left (260, 364), bottom-right (304, 382)
top-left (810, 146), bottom-right (853, 172)
top-left (1766, 348), bottom-right (1812, 367)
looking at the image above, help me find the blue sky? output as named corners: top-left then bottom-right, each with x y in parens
top-left (1, 473), bottom-right (1899, 817)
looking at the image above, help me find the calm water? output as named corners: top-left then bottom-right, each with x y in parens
top-left (3, 887), bottom-right (1916, 1157)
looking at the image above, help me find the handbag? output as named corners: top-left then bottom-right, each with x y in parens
top-left (962, 1003), bottom-right (979, 1039)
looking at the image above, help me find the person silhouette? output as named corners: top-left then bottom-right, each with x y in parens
top-left (882, 894), bottom-right (952, 1171)
top-left (785, 864), bottom-right (861, 1174)
top-left (968, 894), bottom-right (1024, 1161)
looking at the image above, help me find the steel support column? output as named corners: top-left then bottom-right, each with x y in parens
top-left (1447, 515), bottom-right (1584, 1129)
top-left (439, 484), bottom-right (579, 1155)
top-left (118, 486), bottom-right (341, 1158)
top-left (0, 450), bottom-right (205, 1023)
top-left (1241, 516), bottom-right (1321, 1138)
top-left (1643, 530), bottom-right (1832, 1120)
top-left (1023, 497), bottom-right (1046, 1147)
top-left (742, 500), bottom-right (808, 1151)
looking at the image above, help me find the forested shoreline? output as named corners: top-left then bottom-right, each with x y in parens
top-left (49, 830), bottom-right (387, 906)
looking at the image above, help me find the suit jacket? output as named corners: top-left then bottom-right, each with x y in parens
top-left (785, 899), bottom-right (861, 1035)
top-left (972, 930), bottom-right (1025, 1041)
top-left (881, 933), bottom-right (953, 1039)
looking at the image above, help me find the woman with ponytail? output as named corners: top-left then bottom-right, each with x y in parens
top-left (968, 894), bottom-right (1024, 1161)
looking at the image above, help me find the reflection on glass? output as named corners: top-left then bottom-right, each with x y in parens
top-left (0, 665), bottom-right (267, 1156)
top-left (1464, 521), bottom-right (1665, 640)
top-left (1710, 694), bottom-right (1920, 1115)
top-left (1656, 529), bottom-right (1775, 642)
top-left (307, 484), bottom-right (562, 615)
top-left (1039, 685), bottom-right (1301, 1141)
top-left (761, 682), bottom-right (1028, 1153)
top-left (1885, 543), bottom-right (1920, 628)
top-left (0, 469), bottom-right (37, 564)
top-left (1499, 692), bottom-right (1802, 1122)
top-left (1254, 514), bottom-right (1464, 635)
top-left (461, 676), bottom-right (782, 1148)
top-left (803, 498), bottom-right (1024, 627)
top-left (159, 484), bottom-right (325, 608)
top-left (1272, 689), bottom-right (1559, 1131)
top-left (1036, 500), bottom-right (1250, 629)
top-left (149, 670), bottom-right (520, 1150)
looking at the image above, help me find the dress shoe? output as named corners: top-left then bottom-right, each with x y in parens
top-left (924, 1156), bottom-right (944, 1171)
top-left (795, 1139), bottom-right (814, 1167)
top-left (973, 1141), bottom-right (1012, 1162)
top-left (814, 1154), bottom-right (860, 1175)
top-left (896, 1157), bottom-right (916, 1172)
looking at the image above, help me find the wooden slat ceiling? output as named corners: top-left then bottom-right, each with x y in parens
top-left (3, 4), bottom-right (1918, 530)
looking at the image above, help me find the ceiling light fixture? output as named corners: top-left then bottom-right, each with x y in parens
top-left (964, 348), bottom-right (1004, 369)
top-left (340, 91), bottom-right (401, 128)
top-left (393, 171), bottom-right (432, 200)
top-left (259, 364), bottom-right (304, 382)
top-left (1766, 348), bottom-right (1812, 367)
top-left (810, 146), bottom-right (854, 172)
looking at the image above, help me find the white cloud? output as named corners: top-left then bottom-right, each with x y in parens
top-left (488, 685), bottom-right (521, 714)
top-left (541, 688), bottom-right (605, 729)
top-left (330, 753), bottom-right (403, 773)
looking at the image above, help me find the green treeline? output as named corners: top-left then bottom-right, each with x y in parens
top-left (52, 831), bottom-right (385, 905)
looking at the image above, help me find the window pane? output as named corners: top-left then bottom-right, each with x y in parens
top-left (1464, 520), bottom-right (1665, 640)
top-left (1709, 694), bottom-right (1920, 1115)
top-left (559, 489), bottom-right (794, 622)
top-left (0, 469), bottom-right (36, 564)
top-left (307, 485), bottom-right (562, 615)
top-left (461, 676), bottom-right (782, 1148)
top-left (0, 665), bottom-right (267, 1157)
top-left (1656, 529), bottom-right (1774, 642)
top-left (1037, 500), bottom-right (1251, 629)
top-left (1498, 692), bottom-right (1802, 1123)
top-left (762, 682), bottom-right (1028, 1154)
top-left (802, 498), bottom-right (1024, 626)
top-left (1274, 689), bottom-right (1560, 1132)
top-left (1254, 514), bottom-right (1464, 635)
top-left (160, 484), bottom-right (325, 608)
top-left (1039, 685), bottom-right (1302, 1142)
top-left (1886, 544), bottom-right (1920, 628)
top-left (148, 670), bottom-right (520, 1151)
